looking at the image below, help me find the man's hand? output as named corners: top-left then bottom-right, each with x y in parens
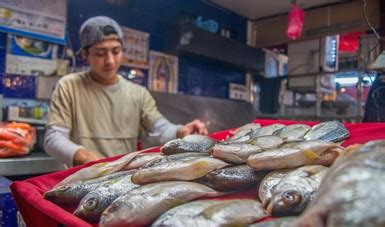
top-left (177, 119), bottom-right (208, 138)
top-left (73, 148), bottom-right (103, 166)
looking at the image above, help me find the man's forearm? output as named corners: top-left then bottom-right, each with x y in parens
top-left (148, 118), bottom-right (182, 144)
top-left (44, 125), bottom-right (84, 166)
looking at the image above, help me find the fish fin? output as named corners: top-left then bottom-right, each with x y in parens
top-left (303, 149), bottom-right (320, 162)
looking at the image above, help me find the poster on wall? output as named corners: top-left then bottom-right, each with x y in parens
top-left (5, 34), bottom-right (60, 76)
top-left (121, 27), bottom-right (149, 69)
top-left (0, 0), bottom-right (67, 44)
top-left (148, 51), bottom-right (178, 93)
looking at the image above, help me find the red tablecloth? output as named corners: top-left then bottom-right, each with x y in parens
top-left (10, 119), bottom-right (385, 227)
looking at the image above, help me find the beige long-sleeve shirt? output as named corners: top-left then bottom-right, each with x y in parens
top-left (46, 71), bottom-right (163, 159)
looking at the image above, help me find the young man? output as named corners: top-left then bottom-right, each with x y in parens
top-left (44, 16), bottom-right (207, 166)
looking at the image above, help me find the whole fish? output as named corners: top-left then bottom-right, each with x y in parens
top-left (74, 172), bottom-right (139, 223)
top-left (266, 165), bottom-right (328, 216)
top-left (153, 199), bottom-right (267, 226)
top-left (196, 165), bottom-right (268, 191)
top-left (213, 136), bottom-right (284, 164)
top-left (44, 170), bottom-right (131, 206)
top-left (304, 121), bottom-right (349, 142)
top-left (279, 124), bottom-right (311, 142)
top-left (295, 140), bottom-right (385, 227)
top-left (152, 200), bottom-right (218, 226)
top-left (198, 199), bottom-right (267, 225)
top-left (161, 135), bottom-right (216, 155)
top-left (131, 156), bottom-right (230, 184)
top-left (257, 124), bottom-right (286, 137)
top-left (250, 217), bottom-right (297, 227)
top-left (99, 181), bottom-right (225, 226)
top-left (258, 169), bottom-right (292, 206)
top-left (227, 123), bottom-right (262, 143)
top-left (121, 153), bottom-right (163, 170)
top-left (142, 152), bottom-right (209, 168)
top-left (231, 123), bottom-right (261, 136)
top-left (248, 140), bottom-right (342, 170)
top-left (56, 150), bottom-right (144, 186)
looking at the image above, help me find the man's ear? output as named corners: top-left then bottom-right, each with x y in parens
top-left (80, 49), bottom-right (88, 63)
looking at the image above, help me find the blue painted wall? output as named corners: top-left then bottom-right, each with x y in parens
top-left (0, 0), bottom-right (247, 100)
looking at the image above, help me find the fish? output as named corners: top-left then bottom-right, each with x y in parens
top-left (196, 165), bottom-right (269, 191)
top-left (161, 135), bottom-right (216, 155)
top-left (295, 140), bottom-right (385, 227)
top-left (153, 199), bottom-right (267, 226)
top-left (142, 152), bottom-right (209, 168)
top-left (99, 181), bottom-right (225, 226)
top-left (152, 200), bottom-right (218, 226)
top-left (231, 123), bottom-right (261, 136)
top-left (248, 140), bottom-right (342, 170)
top-left (258, 169), bottom-right (292, 206)
top-left (213, 136), bottom-right (284, 164)
top-left (250, 217), bottom-right (297, 227)
top-left (74, 172), bottom-right (139, 223)
top-left (304, 121), bottom-right (349, 142)
top-left (121, 153), bottom-right (163, 170)
top-left (226, 124), bottom-right (262, 143)
top-left (227, 123), bottom-right (262, 142)
top-left (266, 165), bottom-right (328, 216)
top-left (257, 124), bottom-right (286, 137)
top-left (197, 199), bottom-right (267, 225)
top-left (44, 170), bottom-right (131, 206)
top-left (131, 156), bottom-right (231, 184)
top-left (56, 150), bottom-right (144, 186)
top-left (278, 124), bottom-right (311, 142)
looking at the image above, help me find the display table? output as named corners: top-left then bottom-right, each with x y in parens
top-left (10, 119), bottom-right (385, 226)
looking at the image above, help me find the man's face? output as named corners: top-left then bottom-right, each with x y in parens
top-left (85, 38), bottom-right (123, 85)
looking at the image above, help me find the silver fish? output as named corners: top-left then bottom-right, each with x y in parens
top-left (142, 152), bottom-right (209, 168)
top-left (250, 217), bottom-right (297, 227)
top-left (279, 124), bottom-right (311, 142)
top-left (196, 165), bottom-right (268, 191)
top-left (304, 121), bottom-right (349, 142)
top-left (266, 165), bottom-right (328, 216)
top-left (74, 172), bottom-right (139, 223)
top-left (258, 169), bottom-right (292, 206)
top-left (152, 200), bottom-right (219, 226)
top-left (198, 199), bottom-right (267, 225)
top-left (161, 135), bottom-right (215, 155)
top-left (99, 181), bottom-right (224, 226)
top-left (44, 170), bottom-right (131, 206)
top-left (121, 153), bottom-right (163, 170)
top-left (248, 140), bottom-right (342, 170)
top-left (153, 199), bottom-right (267, 226)
top-left (213, 136), bottom-right (284, 164)
top-left (56, 150), bottom-right (144, 186)
top-left (227, 123), bottom-right (262, 142)
top-left (131, 156), bottom-right (230, 184)
top-left (257, 124), bottom-right (286, 137)
top-left (295, 140), bottom-right (385, 227)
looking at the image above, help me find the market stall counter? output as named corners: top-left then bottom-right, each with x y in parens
top-left (10, 119), bottom-right (385, 226)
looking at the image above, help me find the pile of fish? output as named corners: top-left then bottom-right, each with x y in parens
top-left (44, 120), bottom-right (357, 226)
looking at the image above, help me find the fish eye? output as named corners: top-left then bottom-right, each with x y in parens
top-left (169, 141), bottom-right (179, 147)
top-left (106, 203), bottom-right (120, 213)
top-left (84, 198), bottom-right (99, 210)
top-left (282, 190), bottom-right (302, 206)
top-left (57, 185), bottom-right (70, 191)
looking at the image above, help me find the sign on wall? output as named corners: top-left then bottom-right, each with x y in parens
top-left (0, 0), bottom-right (67, 44)
top-left (148, 51), bottom-right (178, 93)
top-left (121, 27), bottom-right (149, 69)
top-left (229, 83), bottom-right (248, 101)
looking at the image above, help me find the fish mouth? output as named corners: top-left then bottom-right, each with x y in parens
top-left (265, 199), bottom-right (274, 214)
